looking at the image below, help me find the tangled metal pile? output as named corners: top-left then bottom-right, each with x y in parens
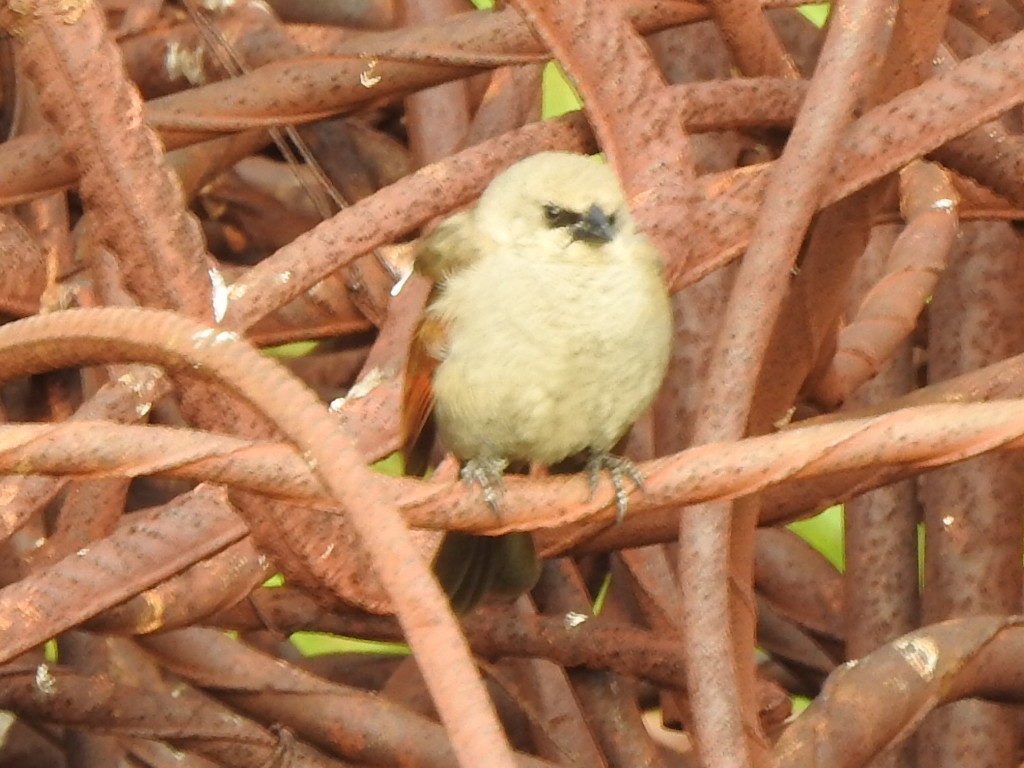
top-left (0, 1), bottom-right (1023, 766)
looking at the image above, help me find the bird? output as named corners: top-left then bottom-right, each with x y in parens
top-left (402, 151), bottom-right (673, 613)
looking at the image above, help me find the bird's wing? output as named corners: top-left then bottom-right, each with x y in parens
top-left (401, 304), bottom-right (448, 457)
top-left (402, 208), bottom-right (485, 459)
top-left (414, 210), bottom-right (482, 281)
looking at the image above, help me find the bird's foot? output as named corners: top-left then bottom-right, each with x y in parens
top-left (586, 452), bottom-right (644, 522)
top-left (460, 457), bottom-right (509, 510)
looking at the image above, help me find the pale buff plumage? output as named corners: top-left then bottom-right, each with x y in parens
top-left (405, 151), bottom-right (673, 612)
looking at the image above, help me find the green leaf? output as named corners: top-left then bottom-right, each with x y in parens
top-left (262, 340), bottom-right (319, 359)
top-left (291, 631), bottom-right (410, 656)
top-left (787, 504), bottom-right (844, 571)
top-left (798, 3), bottom-right (830, 27)
top-left (542, 62), bottom-right (583, 118)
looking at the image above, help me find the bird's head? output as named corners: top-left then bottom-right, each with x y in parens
top-left (475, 152), bottom-right (633, 255)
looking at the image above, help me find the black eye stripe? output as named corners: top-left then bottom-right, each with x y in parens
top-left (542, 203), bottom-right (582, 228)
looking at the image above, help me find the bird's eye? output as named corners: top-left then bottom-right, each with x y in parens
top-left (542, 203), bottom-right (579, 229)
top-left (543, 204), bottom-right (563, 222)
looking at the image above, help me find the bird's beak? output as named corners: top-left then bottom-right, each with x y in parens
top-left (571, 204), bottom-right (615, 244)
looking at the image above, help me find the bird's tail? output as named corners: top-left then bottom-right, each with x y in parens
top-left (432, 531), bottom-right (540, 614)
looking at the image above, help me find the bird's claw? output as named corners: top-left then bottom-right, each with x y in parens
top-left (586, 453), bottom-right (644, 522)
top-left (461, 457), bottom-right (509, 509)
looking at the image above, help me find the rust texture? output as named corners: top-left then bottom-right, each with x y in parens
top-left (2, 1), bottom-right (1024, 767)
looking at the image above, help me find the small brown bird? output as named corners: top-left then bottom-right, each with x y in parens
top-left (403, 151), bottom-right (673, 613)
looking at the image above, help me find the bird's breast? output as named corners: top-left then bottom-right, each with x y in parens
top-left (430, 249), bottom-right (671, 464)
